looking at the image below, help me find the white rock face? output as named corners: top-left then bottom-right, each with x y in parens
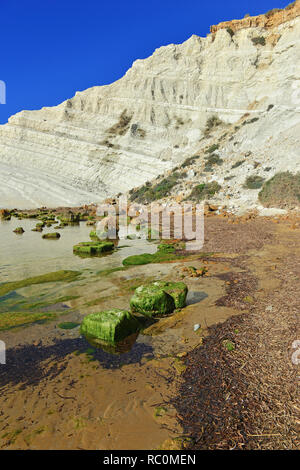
top-left (0, 15), bottom-right (299, 209)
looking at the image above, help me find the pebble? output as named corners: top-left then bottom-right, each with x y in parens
top-left (193, 324), bottom-right (200, 332)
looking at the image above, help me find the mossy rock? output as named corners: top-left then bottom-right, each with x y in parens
top-left (80, 309), bottom-right (140, 344)
top-left (73, 241), bottom-right (114, 255)
top-left (58, 213), bottom-right (80, 223)
top-left (13, 227), bottom-right (24, 234)
top-left (130, 283), bottom-right (176, 317)
top-left (89, 230), bottom-right (100, 240)
top-left (42, 232), bottom-right (60, 239)
top-left (151, 281), bottom-right (188, 308)
top-left (123, 253), bottom-right (155, 266)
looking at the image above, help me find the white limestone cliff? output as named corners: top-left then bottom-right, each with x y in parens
top-left (0, 3), bottom-right (299, 209)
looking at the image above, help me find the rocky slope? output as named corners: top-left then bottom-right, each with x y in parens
top-left (0, 2), bottom-right (299, 210)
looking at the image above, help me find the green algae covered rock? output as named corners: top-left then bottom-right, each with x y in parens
top-left (13, 227), bottom-right (25, 234)
top-left (89, 230), bottom-right (100, 240)
top-left (42, 232), bottom-right (60, 239)
top-left (151, 281), bottom-right (188, 308)
top-left (80, 309), bottom-right (140, 344)
top-left (73, 241), bottom-right (114, 255)
top-left (130, 283), bottom-right (175, 317)
top-left (58, 212), bottom-right (80, 224)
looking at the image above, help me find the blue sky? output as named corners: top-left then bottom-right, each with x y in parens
top-left (0, 0), bottom-right (289, 123)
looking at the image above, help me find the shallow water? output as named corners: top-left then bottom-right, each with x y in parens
top-left (0, 217), bottom-right (156, 282)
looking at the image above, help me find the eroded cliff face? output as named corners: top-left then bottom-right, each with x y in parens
top-left (211, 1), bottom-right (300, 33)
top-left (0, 5), bottom-right (299, 209)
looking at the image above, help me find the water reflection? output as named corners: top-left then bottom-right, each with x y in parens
top-left (83, 332), bottom-right (140, 355)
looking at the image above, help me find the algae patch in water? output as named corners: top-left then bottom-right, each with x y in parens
top-left (58, 322), bottom-right (80, 330)
top-left (0, 270), bottom-right (82, 297)
top-left (122, 242), bottom-right (184, 266)
top-left (0, 310), bottom-right (57, 331)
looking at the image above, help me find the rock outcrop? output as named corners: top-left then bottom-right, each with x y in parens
top-left (211, 1), bottom-right (300, 34)
top-left (0, 3), bottom-right (299, 210)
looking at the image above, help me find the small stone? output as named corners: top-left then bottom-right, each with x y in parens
top-left (193, 324), bottom-right (200, 332)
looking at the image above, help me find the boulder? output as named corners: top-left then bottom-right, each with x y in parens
top-left (80, 309), bottom-right (140, 344)
top-left (42, 232), bottom-right (60, 239)
top-left (13, 227), bottom-right (24, 234)
top-left (151, 280), bottom-right (188, 308)
top-left (58, 212), bottom-right (80, 224)
top-left (73, 240), bottom-right (114, 255)
top-left (130, 283), bottom-right (176, 317)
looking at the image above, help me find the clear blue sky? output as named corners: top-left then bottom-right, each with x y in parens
top-left (0, 0), bottom-right (289, 123)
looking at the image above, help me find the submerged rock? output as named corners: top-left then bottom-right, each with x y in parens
top-left (80, 309), bottom-right (140, 344)
top-left (130, 283), bottom-right (176, 317)
top-left (73, 241), bottom-right (114, 255)
top-left (58, 212), bottom-right (80, 224)
top-left (89, 230), bottom-right (99, 239)
top-left (13, 227), bottom-right (24, 234)
top-left (42, 232), bottom-right (60, 239)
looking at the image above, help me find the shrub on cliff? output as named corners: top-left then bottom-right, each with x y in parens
top-left (244, 175), bottom-right (265, 189)
top-left (265, 8), bottom-right (282, 18)
top-left (187, 181), bottom-right (221, 201)
top-left (129, 171), bottom-right (184, 203)
top-left (252, 36), bottom-right (266, 46)
top-left (258, 172), bottom-right (300, 208)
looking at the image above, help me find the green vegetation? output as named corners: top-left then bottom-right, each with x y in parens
top-left (9, 295), bottom-right (80, 311)
top-left (154, 406), bottom-right (168, 418)
top-left (204, 153), bottom-right (223, 168)
top-left (73, 241), bottom-right (114, 256)
top-left (265, 8), bottom-right (282, 18)
top-left (258, 172), bottom-right (300, 208)
top-left (130, 284), bottom-right (175, 317)
top-left (13, 227), bottom-right (24, 234)
top-left (187, 181), bottom-right (221, 201)
top-left (122, 241), bottom-right (186, 266)
top-left (205, 143), bottom-right (219, 154)
top-left (0, 270), bottom-right (81, 297)
top-left (58, 322), bottom-right (80, 330)
top-left (80, 309), bottom-right (140, 344)
top-left (129, 171), bottom-right (184, 203)
top-left (205, 115), bottom-right (223, 133)
top-left (107, 110), bottom-right (132, 136)
top-left (96, 266), bottom-right (128, 276)
top-left (285, 2), bottom-right (296, 11)
top-left (150, 280), bottom-right (188, 308)
top-left (42, 232), bottom-right (60, 239)
top-left (251, 36), bottom-right (266, 46)
top-left (244, 175), bottom-right (265, 189)
top-left (181, 155), bottom-right (200, 168)
top-left (242, 117), bottom-right (259, 125)
top-left (226, 27), bottom-right (234, 37)
top-left (0, 310), bottom-right (57, 331)
top-left (223, 340), bottom-right (235, 352)
top-left (231, 160), bottom-right (244, 169)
